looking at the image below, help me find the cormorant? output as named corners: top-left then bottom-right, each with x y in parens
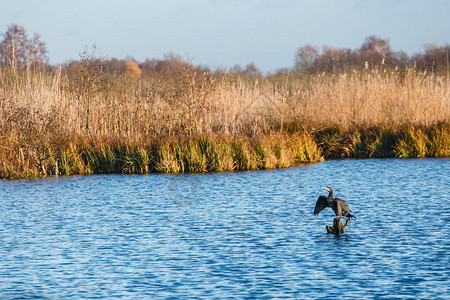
top-left (314, 187), bottom-right (355, 218)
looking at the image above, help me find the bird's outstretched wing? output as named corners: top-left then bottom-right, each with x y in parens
top-left (314, 195), bottom-right (328, 215)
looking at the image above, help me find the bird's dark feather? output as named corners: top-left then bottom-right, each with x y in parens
top-left (336, 198), bottom-right (355, 218)
top-left (313, 195), bottom-right (329, 215)
top-left (313, 192), bottom-right (355, 218)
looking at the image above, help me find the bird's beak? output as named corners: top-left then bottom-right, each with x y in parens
top-left (321, 186), bottom-right (328, 191)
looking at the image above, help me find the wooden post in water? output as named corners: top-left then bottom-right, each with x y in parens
top-left (326, 217), bottom-right (350, 235)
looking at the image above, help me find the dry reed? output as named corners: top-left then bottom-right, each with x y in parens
top-left (0, 64), bottom-right (448, 179)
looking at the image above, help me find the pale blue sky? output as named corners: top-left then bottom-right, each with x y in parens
top-left (1, 0), bottom-right (449, 72)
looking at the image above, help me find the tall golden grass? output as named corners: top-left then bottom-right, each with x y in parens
top-left (0, 64), bottom-right (449, 178)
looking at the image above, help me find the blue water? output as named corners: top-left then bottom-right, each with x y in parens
top-left (0, 158), bottom-right (449, 299)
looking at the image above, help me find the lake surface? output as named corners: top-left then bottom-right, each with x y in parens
top-left (0, 158), bottom-right (449, 299)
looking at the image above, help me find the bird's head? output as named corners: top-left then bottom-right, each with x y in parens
top-left (322, 186), bottom-right (332, 192)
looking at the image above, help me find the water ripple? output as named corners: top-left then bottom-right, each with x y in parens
top-left (0, 158), bottom-right (449, 298)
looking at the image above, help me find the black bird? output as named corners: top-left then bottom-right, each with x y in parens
top-left (314, 187), bottom-right (355, 218)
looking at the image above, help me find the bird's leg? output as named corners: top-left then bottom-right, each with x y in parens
top-left (326, 225), bottom-right (333, 234)
top-left (343, 218), bottom-right (350, 228)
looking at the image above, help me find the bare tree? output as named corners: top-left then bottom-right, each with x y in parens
top-left (0, 24), bottom-right (48, 69)
top-left (360, 35), bottom-right (392, 66)
top-left (295, 44), bottom-right (319, 73)
top-left (412, 43), bottom-right (450, 73)
top-left (138, 52), bottom-right (188, 77)
top-left (319, 45), bottom-right (343, 72)
top-left (243, 63), bottom-right (260, 76)
top-left (230, 64), bottom-right (244, 74)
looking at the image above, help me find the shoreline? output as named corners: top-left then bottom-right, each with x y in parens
top-left (2, 125), bottom-right (448, 180)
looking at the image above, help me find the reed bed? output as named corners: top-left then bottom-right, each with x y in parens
top-left (0, 134), bottom-right (323, 179)
top-left (0, 64), bottom-right (449, 179)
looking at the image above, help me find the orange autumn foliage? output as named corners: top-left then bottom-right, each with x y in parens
top-left (124, 61), bottom-right (142, 78)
